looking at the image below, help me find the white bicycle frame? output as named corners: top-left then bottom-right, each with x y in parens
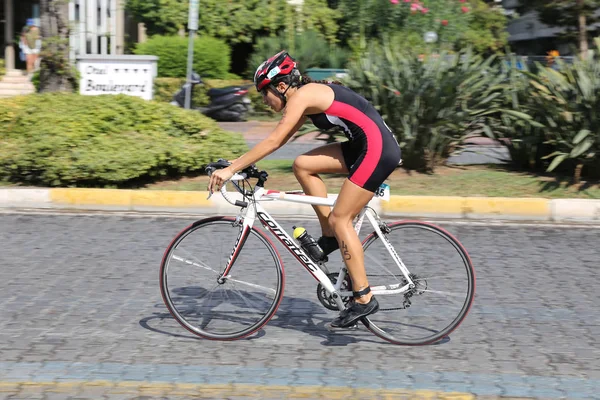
top-left (218, 173), bottom-right (415, 312)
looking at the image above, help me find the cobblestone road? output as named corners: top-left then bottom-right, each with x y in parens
top-left (0, 212), bottom-right (598, 399)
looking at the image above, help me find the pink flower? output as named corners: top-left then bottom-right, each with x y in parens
top-left (390, 0), bottom-right (399, 4)
top-left (441, 19), bottom-right (448, 26)
top-left (404, 0), bottom-right (411, 2)
top-left (393, 90), bottom-right (401, 96)
top-left (459, 0), bottom-right (466, 2)
top-left (421, 7), bottom-right (429, 13)
top-left (410, 3), bottom-right (421, 11)
top-left (461, 6), bottom-right (469, 12)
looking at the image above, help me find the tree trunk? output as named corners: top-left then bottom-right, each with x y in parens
top-left (39, 0), bottom-right (75, 92)
top-left (578, 0), bottom-right (589, 59)
top-left (574, 162), bottom-right (584, 185)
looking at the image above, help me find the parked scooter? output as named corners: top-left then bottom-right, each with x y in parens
top-left (171, 72), bottom-right (252, 122)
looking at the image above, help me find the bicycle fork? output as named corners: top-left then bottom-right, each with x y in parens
top-left (218, 213), bottom-right (248, 284)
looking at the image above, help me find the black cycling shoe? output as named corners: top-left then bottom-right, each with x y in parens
top-left (317, 236), bottom-right (339, 259)
top-left (330, 296), bottom-right (379, 328)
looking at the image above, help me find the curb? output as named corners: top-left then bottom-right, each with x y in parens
top-left (1, 188), bottom-right (599, 222)
top-left (382, 196), bottom-right (550, 220)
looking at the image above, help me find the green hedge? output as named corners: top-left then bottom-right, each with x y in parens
top-left (153, 77), bottom-right (274, 116)
top-left (247, 30), bottom-right (349, 78)
top-left (521, 39), bottom-right (600, 180)
top-left (0, 59), bottom-right (5, 78)
top-left (0, 93), bottom-right (247, 187)
top-left (345, 37), bottom-right (600, 181)
top-left (346, 44), bottom-right (536, 172)
top-left (134, 35), bottom-right (231, 78)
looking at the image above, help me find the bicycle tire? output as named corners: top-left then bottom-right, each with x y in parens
top-left (160, 216), bottom-right (285, 340)
top-left (360, 221), bottom-right (475, 345)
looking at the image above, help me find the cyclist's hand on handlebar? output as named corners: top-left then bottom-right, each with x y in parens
top-left (205, 158), bottom-right (231, 175)
top-left (208, 165), bottom-right (234, 195)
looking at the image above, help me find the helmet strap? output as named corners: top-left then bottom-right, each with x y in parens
top-left (270, 83), bottom-right (292, 108)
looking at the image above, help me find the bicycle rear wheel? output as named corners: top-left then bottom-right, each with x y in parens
top-left (160, 216), bottom-right (284, 340)
top-left (360, 221), bottom-right (475, 345)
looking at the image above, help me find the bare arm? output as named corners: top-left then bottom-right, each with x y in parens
top-left (208, 87), bottom-right (320, 193)
top-left (228, 98), bottom-right (308, 173)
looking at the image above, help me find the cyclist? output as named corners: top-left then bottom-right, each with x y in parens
top-left (208, 50), bottom-right (401, 328)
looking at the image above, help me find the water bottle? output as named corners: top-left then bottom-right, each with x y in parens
top-left (293, 226), bottom-right (325, 262)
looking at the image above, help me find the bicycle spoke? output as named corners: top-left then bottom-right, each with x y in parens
top-left (418, 288), bottom-right (467, 297)
top-left (172, 253), bottom-right (221, 275)
top-left (229, 282), bottom-right (262, 311)
top-left (227, 278), bottom-right (277, 295)
top-left (364, 252), bottom-right (405, 281)
top-left (198, 284), bottom-right (221, 330)
top-left (175, 245), bottom-right (210, 265)
top-left (411, 275), bottom-right (457, 281)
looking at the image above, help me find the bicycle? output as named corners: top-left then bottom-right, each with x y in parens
top-left (160, 160), bottom-right (476, 345)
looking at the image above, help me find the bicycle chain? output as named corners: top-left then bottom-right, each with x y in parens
top-left (368, 274), bottom-right (425, 311)
top-left (367, 278), bottom-right (411, 311)
top-left (379, 292), bottom-right (413, 312)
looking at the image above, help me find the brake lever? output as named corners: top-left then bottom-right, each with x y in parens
top-left (205, 159), bottom-right (234, 200)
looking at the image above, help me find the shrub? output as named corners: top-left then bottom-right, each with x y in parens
top-left (345, 40), bottom-right (535, 171)
top-left (0, 59), bottom-right (5, 78)
top-left (134, 35), bottom-right (231, 78)
top-left (247, 30), bottom-right (349, 78)
top-left (31, 70), bottom-right (40, 91)
top-left (490, 54), bottom-right (550, 172)
top-left (0, 93), bottom-right (247, 187)
top-left (521, 39), bottom-right (600, 182)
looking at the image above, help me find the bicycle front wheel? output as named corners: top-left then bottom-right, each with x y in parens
top-left (160, 216), bottom-right (284, 340)
top-left (361, 221), bottom-right (475, 345)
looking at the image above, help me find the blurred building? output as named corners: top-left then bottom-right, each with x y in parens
top-left (500, 0), bottom-right (600, 55)
top-left (1, 0), bottom-right (143, 72)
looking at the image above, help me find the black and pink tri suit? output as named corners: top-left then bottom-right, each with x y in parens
top-left (307, 84), bottom-right (402, 192)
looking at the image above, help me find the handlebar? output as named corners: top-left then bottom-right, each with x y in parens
top-left (206, 159), bottom-right (268, 181)
top-left (205, 158), bottom-right (231, 173)
top-left (205, 159), bottom-right (269, 206)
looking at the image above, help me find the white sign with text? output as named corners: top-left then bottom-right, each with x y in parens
top-left (77, 56), bottom-right (158, 101)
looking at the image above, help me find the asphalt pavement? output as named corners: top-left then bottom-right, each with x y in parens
top-left (0, 212), bottom-right (598, 399)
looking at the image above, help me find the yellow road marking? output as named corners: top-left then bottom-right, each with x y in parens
top-left (383, 196), bottom-right (550, 217)
top-left (1, 381), bottom-right (478, 399)
top-left (49, 188), bottom-right (213, 208)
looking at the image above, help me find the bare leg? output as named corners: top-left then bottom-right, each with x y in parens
top-left (293, 143), bottom-right (347, 237)
top-left (26, 54), bottom-right (32, 74)
top-left (26, 54), bottom-right (35, 74)
top-left (328, 179), bottom-right (375, 304)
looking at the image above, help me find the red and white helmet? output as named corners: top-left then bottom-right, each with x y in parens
top-left (254, 50), bottom-right (298, 92)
